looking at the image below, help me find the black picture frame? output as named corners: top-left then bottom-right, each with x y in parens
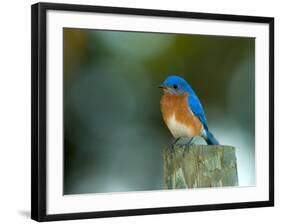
top-left (31, 2), bottom-right (274, 222)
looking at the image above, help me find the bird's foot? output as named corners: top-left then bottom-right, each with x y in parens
top-left (166, 137), bottom-right (182, 151)
top-left (186, 137), bottom-right (195, 147)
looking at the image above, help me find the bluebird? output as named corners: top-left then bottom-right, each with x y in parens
top-left (159, 75), bottom-right (219, 145)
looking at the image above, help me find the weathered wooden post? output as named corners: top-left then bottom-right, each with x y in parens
top-left (163, 145), bottom-right (238, 189)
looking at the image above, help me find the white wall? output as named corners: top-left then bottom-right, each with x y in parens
top-left (0, 0), bottom-right (279, 223)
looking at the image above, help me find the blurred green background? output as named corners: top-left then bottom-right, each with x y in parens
top-left (63, 28), bottom-right (255, 194)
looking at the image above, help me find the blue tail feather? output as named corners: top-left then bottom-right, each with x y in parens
top-left (205, 130), bottom-right (219, 145)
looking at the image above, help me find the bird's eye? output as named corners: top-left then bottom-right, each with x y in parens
top-left (173, 84), bottom-right (178, 89)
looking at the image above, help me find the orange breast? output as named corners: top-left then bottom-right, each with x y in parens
top-left (160, 92), bottom-right (202, 138)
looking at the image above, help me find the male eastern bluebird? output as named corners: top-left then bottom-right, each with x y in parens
top-left (159, 75), bottom-right (219, 145)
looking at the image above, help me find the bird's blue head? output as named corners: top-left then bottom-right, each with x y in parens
top-left (159, 75), bottom-right (194, 95)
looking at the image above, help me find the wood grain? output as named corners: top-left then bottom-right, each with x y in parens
top-left (163, 144), bottom-right (238, 189)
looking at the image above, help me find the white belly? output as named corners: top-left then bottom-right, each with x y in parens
top-left (166, 114), bottom-right (193, 138)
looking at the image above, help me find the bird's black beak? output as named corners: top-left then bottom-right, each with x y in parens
top-left (158, 84), bottom-right (165, 89)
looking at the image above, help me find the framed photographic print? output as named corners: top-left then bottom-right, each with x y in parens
top-left (31, 2), bottom-right (274, 222)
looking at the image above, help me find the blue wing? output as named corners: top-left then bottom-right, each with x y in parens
top-left (188, 94), bottom-right (208, 130)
